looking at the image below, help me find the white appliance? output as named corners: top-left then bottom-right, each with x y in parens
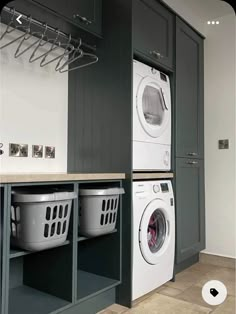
top-left (133, 60), bottom-right (172, 171)
top-left (132, 180), bottom-right (175, 300)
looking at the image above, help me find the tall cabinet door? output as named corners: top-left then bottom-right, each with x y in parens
top-left (175, 158), bottom-right (205, 264)
top-left (175, 17), bottom-right (204, 159)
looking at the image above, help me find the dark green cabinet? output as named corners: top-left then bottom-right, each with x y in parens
top-left (175, 18), bottom-right (205, 270)
top-left (133, 0), bottom-right (174, 70)
top-left (175, 158), bottom-right (205, 264)
top-left (175, 17), bottom-right (204, 159)
top-left (33, 0), bottom-right (102, 36)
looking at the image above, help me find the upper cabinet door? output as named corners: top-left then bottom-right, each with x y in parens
top-left (133, 0), bottom-right (174, 70)
top-left (33, 0), bottom-right (102, 37)
top-left (175, 17), bottom-right (204, 159)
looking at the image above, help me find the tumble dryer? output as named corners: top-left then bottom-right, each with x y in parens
top-left (132, 180), bottom-right (175, 300)
top-left (133, 60), bottom-right (172, 171)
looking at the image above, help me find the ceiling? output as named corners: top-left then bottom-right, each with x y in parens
top-left (179, 0), bottom-right (234, 20)
top-left (162, 0), bottom-right (234, 35)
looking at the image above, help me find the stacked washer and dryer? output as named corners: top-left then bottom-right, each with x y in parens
top-left (132, 60), bottom-right (175, 300)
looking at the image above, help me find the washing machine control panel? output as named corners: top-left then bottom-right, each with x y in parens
top-left (153, 184), bottom-right (160, 193)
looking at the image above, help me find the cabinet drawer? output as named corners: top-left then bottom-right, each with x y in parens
top-left (133, 0), bottom-right (174, 70)
top-left (33, 0), bottom-right (102, 37)
top-left (175, 158), bottom-right (205, 264)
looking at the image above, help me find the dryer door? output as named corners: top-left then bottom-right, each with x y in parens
top-left (136, 76), bottom-right (170, 138)
top-left (139, 199), bottom-right (171, 265)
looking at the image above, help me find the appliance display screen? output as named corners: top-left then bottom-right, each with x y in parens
top-left (160, 183), bottom-right (169, 192)
top-left (160, 72), bottom-right (167, 81)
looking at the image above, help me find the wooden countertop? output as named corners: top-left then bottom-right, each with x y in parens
top-left (131, 172), bottom-right (174, 180)
top-left (0, 173), bottom-right (126, 183)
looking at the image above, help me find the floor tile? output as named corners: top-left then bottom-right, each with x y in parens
top-left (211, 296), bottom-right (236, 313)
top-left (195, 267), bottom-right (235, 296)
top-left (132, 285), bottom-right (165, 306)
top-left (165, 269), bottom-right (205, 291)
top-left (188, 262), bottom-right (219, 275)
top-left (105, 304), bottom-right (128, 313)
top-left (124, 294), bottom-right (212, 314)
top-left (175, 285), bottom-right (215, 309)
top-left (158, 286), bottom-right (183, 297)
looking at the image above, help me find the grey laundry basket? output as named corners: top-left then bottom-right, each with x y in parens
top-left (79, 187), bottom-right (125, 237)
top-left (11, 189), bottom-right (77, 251)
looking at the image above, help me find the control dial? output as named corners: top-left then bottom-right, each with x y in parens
top-left (153, 185), bottom-right (160, 193)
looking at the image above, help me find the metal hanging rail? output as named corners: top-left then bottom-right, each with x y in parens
top-left (1, 6), bottom-right (96, 52)
top-left (0, 6), bottom-right (98, 73)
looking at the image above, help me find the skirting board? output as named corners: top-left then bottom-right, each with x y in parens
top-left (200, 253), bottom-right (236, 269)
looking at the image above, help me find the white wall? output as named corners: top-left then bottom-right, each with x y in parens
top-left (0, 24), bottom-right (68, 173)
top-left (163, 0), bottom-right (236, 258)
top-left (204, 13), bottom-right (236, 258)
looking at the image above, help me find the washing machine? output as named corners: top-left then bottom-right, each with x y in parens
top-left (132, 180), bottom-right (175, 300)
top-left (133, 60), bottom-right (172, 171)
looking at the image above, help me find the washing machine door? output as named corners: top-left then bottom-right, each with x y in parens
top-left (136, 76), bottom-right (170, 138)
top-left (139, 199), bottom-right (171, 265)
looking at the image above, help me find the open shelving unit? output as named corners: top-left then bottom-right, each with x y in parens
top-left (8, 244), bottom-right (73, 314)
top-left (0, 178), bottom-right (123, 314)
top-left (4, 182), bottom-right (75, 314)
top-left (76, 181), bottom-right (122, 305)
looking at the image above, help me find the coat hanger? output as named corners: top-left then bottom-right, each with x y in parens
top-left (0, 13), bottom-right (32, 50)
top-left (54, 35), bottom-right (76, 71)
top-left (58, 47), bottom-right (98, 73)
top-left (28, 23), bottom-right (49, 63)
top-left (55, 39), bottom-right (84, 72)
top-left (39, 33), bottom-right (74, 67)
top-left (13, 17), bottom-right (47, 58)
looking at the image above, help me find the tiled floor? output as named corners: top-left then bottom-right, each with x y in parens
top-left (98, 262), bottom-right (236, 314)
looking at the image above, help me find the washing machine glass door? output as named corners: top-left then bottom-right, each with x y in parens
top-left (136, 76), bottom-right (170, 138)
top-left (139, 199), bottom-right (170, 265)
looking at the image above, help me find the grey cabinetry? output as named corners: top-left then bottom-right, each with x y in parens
top-left (175, 159), bottom-right (205, 264)
top-left (133, 0), bottom-right (174, 70)
top-left (175, 17), bottom-right (204, 159)
top-left (33, 0), bottom-right (102, 36)
top-left (175, 18), bottom-right (205, 270)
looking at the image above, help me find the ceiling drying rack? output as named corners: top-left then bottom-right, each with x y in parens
top-left (0, 6), bottom-right (98, 73)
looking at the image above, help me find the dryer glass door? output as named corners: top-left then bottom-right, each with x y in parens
top-left (137, 76), bottom-right (170, 138)
top-left (139, 199), bottom-right (171, 265)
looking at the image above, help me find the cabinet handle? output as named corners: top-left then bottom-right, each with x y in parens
top-left (187, 152), bottom-right (198, 156)
top-left (150, 50), bottom-right (163, 59)
top-left (73, 14), bottom-right (92, 25)
top-left (186, 161), bottom-right (198, 165)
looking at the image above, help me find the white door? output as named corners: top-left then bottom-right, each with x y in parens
top-left (136, 76), bottom-right (170, 138)
top-left (139, 199), bottom-right (171, 265)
